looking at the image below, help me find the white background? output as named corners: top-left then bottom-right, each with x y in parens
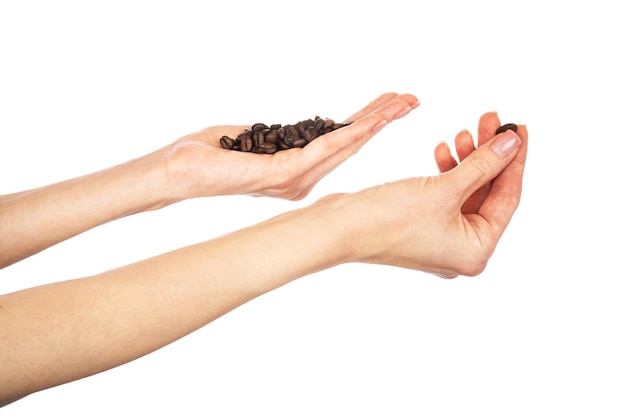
top-left (1, 1), bottom-right (624, 416)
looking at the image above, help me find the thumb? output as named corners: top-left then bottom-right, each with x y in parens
top-left (450, 129), bottom-right (521, 202)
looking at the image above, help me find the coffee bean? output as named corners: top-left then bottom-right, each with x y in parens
top-left (495, 123), bottom-right (518, 135)
top-left (257, 143), bottom-right (277, 154)
top-left (278, 139), bottom-right (290, 150)
top-left (251, 123), bottom-right (269, 131)
top-left (264, 131), bottom-right (278, 144)
top-left (314, 117), bottom-right (326, 131)
top-left (292, 138), bottom-right (307, 148)
top-left (252, 130), bottom-right (265, 148)
top-left (219, 116), bottom-right (352, 153)
top-left (277, 127), bottom-right (285, 139)
top-left (296, 119), bottom-right (314, 136)
top-left (323, 119), bottom-right (335, 129)
top-left (284, 125), bottom-right (299, 138)
top-left (283, 135), bottom-right (295, 147)
top-left (220, 135), bottom-right (235, 149)
top-left (240, 136), bottom-right (253, 152)
top-left (303, 126), bottom-right (318, 142)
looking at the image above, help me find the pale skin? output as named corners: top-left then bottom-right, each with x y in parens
top-left (0, 92), bottom-right (528, 406)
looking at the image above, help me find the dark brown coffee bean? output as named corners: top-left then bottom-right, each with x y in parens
top-left (284, 125), bottom-right (298, 138)
top-left (220, 135), bottom-right (235, 149)
top-left (296, 119), bottom-right (314, 136)
top-left (278, 139), bottom-right (290, 150)
top-left (256, 143), bottom-right (277, 154)
top-left (292, 138), bottom-right (307, 148)
top-left (237, 130), bottom-right (252, 142)
top-left (303, 125), bottom-right (318, 142)
top-left (495, 123), bottom-right (518, 135)
top-left (251, 123), bottom-right (269, 131)
top-left (314, 117), bottom-right (326, 131)
top-left (240, 136), bottom-right (253, 152)
top-left (264, 131), bottom-right (278, 144)
top-left (219, 117), bottom-right (354, 153)
top-left (283, 135), bottom-right (295, 146)
top-left (276, 126), bottom-right (285, 140)
top-left (252, 130), bottom-right (265, 147)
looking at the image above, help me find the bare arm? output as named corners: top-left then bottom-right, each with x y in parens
top-left (0, 92), bottom-right (419, 268)
top-left (0, 153), bottom-right (167, 268)
top-left (0, 117), bottom-right (527, 406)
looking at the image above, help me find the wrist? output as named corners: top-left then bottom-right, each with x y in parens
top-left (280, 193), bottom-right (368, 270)
top-left (106, 148), bottom-right (179, 213)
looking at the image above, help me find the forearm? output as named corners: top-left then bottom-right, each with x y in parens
top-left (0, 197), bottom-right (356, 405)
top-left (0, 150), bottom-right (170, 268)
top-left (0, 92), bottom-right (419, 269)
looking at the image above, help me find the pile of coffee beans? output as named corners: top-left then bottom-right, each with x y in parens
top-left (220, 116), bottom-right (353, 154)
top-left (495, 123), bottom-right (518, 135)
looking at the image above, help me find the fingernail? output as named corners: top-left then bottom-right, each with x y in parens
top-left (491, 130), bottom-right (521, 158)
top-left (371, 119), bottom-right (388, 132)
top-left (394, 106), bottom-right (412, 119)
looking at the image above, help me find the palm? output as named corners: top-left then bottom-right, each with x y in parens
top-left (165, 93), bottom-right (419, 200)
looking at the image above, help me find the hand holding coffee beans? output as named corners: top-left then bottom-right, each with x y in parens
top-left (220, 117), bottom-right (353, 154)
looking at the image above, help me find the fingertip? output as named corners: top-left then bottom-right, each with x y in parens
top-left (397, 93), bottom-right (420, 109)
top-left (454, 129), bottom-right (476, 161)
top-left (435, 141), bottom-right (450, 156)
top-left (435, 141), bottom-right (457, 172)
top-left (481, 111), bottom-right (499, 120)
top-left (490, 130), bottom-right (521, 158)
top-left (477, 112), bottom-right (502, 145)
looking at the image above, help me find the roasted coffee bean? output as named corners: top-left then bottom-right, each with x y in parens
top-left (220, 135), bottom-right (235, 149)
top-left (265, 131), bottom-right (278, 144)
top-left (251, 123), bottom-right (269, 131)
top-left (240, 136), bottom-right (253, 152)
top-left (276, 126), bottom-right (285, 139)
top-left (296, 119), bottom-right (314, 136)
top-left (257, 143), bottom-right (277, 154)
top-left (292, 138), bottom-right (307, 148)
top-left (314, 117), bottom-right (326, 131)
top-left (238, 130), bottom-right (252, 142)
top-left (278, 139), bottom-right (290, 150)
top-left (283, 135), bottom-right (295, 146)
top-left (252, 130), bottom-right (265, 147)
top-left (284, 125), bottom-right (299, 138)
top-left (303, 125), bottom-right (318, 142)
top-left (220, 116), bottom-right (352, 153)
top-left (495, 123), bottom-right (518, 135)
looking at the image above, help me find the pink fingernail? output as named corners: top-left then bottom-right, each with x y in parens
top-left (371, 119), bottom-right (388, 132)
top-left (491, 130), bottom-right (521, 158)
top-left (394, 106), bottom-right (412, 119)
